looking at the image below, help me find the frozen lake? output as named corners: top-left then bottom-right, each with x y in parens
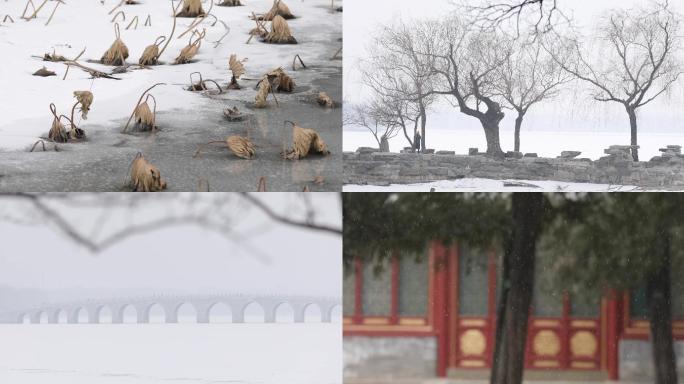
top-left (0, 323), bottom-right (341, 384)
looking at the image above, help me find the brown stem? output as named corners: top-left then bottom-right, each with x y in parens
top-left (122, 83), bottom-right (165, 133)
top-left (177, 0), bottom-right (213, 39)
top-left (155, 2), bottom-right (177, 60)
top-left (110, 10), bottom-right (125, 23)
top-left (125, 15), bottom-right (138, 30)
top-left (23, 0), bottom-right (47, 20)
top-left (193, 140), bottom-right (228, 158)
top-left (44, 1), bottom-right (60, 26)
top-left (21, 0), bottom-right (36, 20)
top-left (30, 140), bottom-right (46, 152)
top-left (292, 54), bottom-right (307, 70)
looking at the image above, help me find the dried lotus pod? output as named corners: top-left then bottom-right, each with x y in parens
top-left (101, 23), bottom-right (129, 65)
top-left (282, 122), bottom-right (330, 159)
top-left (129, 153), bottom-right (167, 192)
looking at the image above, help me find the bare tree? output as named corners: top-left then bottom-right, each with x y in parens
top-left (431, 16), bottom-right (511, 157)
top-left (0, 193), bottom-right (341, 254)
top-left (466, 0), bottom-right (567, 38)
top-left (548, 0), bottom-right (682, 161)
top-left (344, 99), bottom-right (404, 152)
top-left (361, 20), bottom-right (437, 151)
top-left (493, 37), bottom-right (573, 152)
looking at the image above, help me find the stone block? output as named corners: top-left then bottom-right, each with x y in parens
top-left (436, 150), bottom-right (456, 155)
top-left (560, 151), bottom-right (582, 159)
top-left (524, 153), bottom-right (538, 158)
top-left (505, 151), bottom-right (523, 159)
top-left (468, 148), bottom-right (479, 156)
top-left (423, 149), bottom-right (435, 154)
top-left (356, 147), bottom-right (379, 154)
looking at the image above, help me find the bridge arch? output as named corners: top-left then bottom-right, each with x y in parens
top-left (243, 301), bottom-right (265, 323)
top-left (274, 302), bottom-right (295, 323)
top-left (117, 304), bottom-right (137, 323)
top-left (303, 302), bottom-right (322, 323)
top-left (146, 303), bottom-right (166, 323)
top-left (55, 309), bottom-right (68, 324)
top-left (328, 304), bottom-right (342, 323)
top-left (96, 305), bottom-right (113, 324)
top-left (207, 302), bottom-right (232, 323)
top-left (175, 302), bottom-right (197, 323)
top-left (72, 307), bottom-right (89, 323)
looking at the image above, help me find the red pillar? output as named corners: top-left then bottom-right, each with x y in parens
top-left (606, 290), bottom-right (621, 380)
top-left (353, 258), bottom-right (363, 324)
top-left (433, 241), bottom-right (450, 377)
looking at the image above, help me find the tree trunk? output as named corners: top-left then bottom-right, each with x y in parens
top-left (490, 231), bottom-right (513, 384)
top-left (647, 225), bottom-right (678, 384)
top-left (514, 113), bottom-right (524, 153)
top-left (482, 119), bottom-right (504, 157)
top-left (379, 135), bottom-right (390, 152)
top-left (627, 107), bottom-right (639, 162)
top-left (494, 193), bottom-right (543, 384)
top-left (419, 102), bottom-right (427, 151)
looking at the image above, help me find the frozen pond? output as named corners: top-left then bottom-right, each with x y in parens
top-left (0, 323), bottom-right (341, 384)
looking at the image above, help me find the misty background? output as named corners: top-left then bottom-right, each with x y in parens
top-left (0, 193), bottom-right (341, 310)
top-left (344, 0), bottom-right (684, 143)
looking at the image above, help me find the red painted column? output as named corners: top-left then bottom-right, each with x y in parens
top-left (606, 290), bottom-right (620, 380)
top-left (561, 292), bottom-right (571, 369)
top-left (390, 253), bottom-right (400, 325)
top-left (486, 249), bottom-right (497, 366)
top-left (433, 241), bottom-right (450, 377)
top-left (353, 258), bottom-right (363, 324)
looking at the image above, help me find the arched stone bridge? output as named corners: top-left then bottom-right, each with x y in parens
top-left (0, 294), bottom-right (341, 324)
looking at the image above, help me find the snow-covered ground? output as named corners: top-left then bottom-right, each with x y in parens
top-left (0, 323), bottom-right (341, 384)
top-left (0, 0), bottom-right (341, 150)
top-left (344, 127), bottom-right (684, 161)
top-left (343, 178), bottom-right (640, 192)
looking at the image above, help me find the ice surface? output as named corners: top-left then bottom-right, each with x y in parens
top-left (0, 323), bottom-right (341, 384)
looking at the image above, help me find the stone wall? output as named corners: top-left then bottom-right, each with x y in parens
top-left (620, 340), bottom-right (684, 381)
top-left (344, 336), bottom-right (437, 379)
top-left (344, 145), bottom-right (684, 189)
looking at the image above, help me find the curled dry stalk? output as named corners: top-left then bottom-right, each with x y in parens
top-left (188, 71), bottom-right (223, 93)
top-left (292, 54), bottom-right (307, 71)
top-left (30, 140), bottom-right (47, 152)
top-left (193, 135), bottom-right (256, 159)
top-left (22, 0), bottom-right (48, 21)
top-left (3, 15), bottom-right (15, 23)
top-left (257, 176), bottom-right (266, 191)
top-left (246, 11), bottom-right (268, 44)
top-left (210, 20), bottom-right (230, 48)
top-left (174, 28), bottom-right (205, 64)
top-left (110, 10), bottom-right (125, 23)
top-left (149, 1), bottom-right (178, 63)
top-left (122, 83), bottom-right (165, 133)
top-left (177, 0), bottom-right (213, 39)
top-left (44, 0), bottom-right (62, 26)
top-left (144, 14), bottom-right (151, 26)
top-left (125, 15), bottom-right (138, 30)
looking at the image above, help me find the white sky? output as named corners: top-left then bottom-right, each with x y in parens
top-left (0, 194), bottom-right (341, 304)
top-left (344, 0), bottom-right (684, 136)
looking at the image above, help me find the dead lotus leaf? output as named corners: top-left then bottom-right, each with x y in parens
top-left (264, 15), bottom-right (297, 44)
top-left (266, 67), bottom-right (295, 92)
top-left (254, 79), bottom-right (271, 108)
top-left (102, 24), bottom-right (129, 65)
top-left (227, 135), bottom-right (256, 159)
top-left (48, 116), bottom-right (68, 143)
top-left (73, 91), bottom-right (94, 119)
top-left (33, 66), bottom-right (56, 77)
top-left (317, 92), bottom-right (333, 108)
top-left (130, 154), bottom-right (167, 192)
top-left (139, 44), bottom-right (159, 65)
top-left (263, 0), bottom-right (294, 20)
top-left (283, 124), bottom-right (330, 159)
top-left (176, 0), bottom-right (205, 17)
top-left (218, 0), bottom-right (242, 6)
top-left (134, 101), bottom-right (156, 130)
